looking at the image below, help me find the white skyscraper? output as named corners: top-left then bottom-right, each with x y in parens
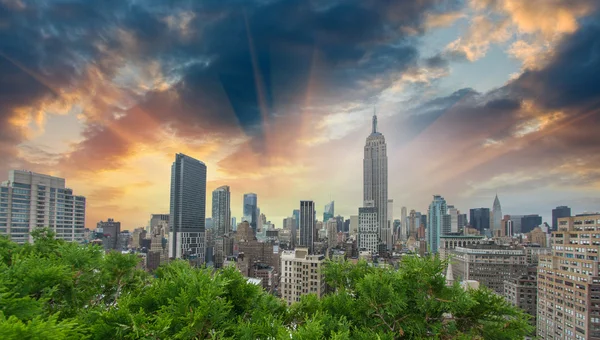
top-left (363, 110), bottom-right (388, 248)
top-left (447, 205), bottom-right (459, 234)
top-left (492, 194), bottom-right (502, 235)
top-left (0, 170), bottom-right (86, 244)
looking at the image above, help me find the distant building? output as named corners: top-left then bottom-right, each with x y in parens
top-left (299, 201), bottom-right (316, 254)
top-left (537, 214), bottom-right (600, 339)
top-left (469, 208), bottom-right (490, 233)
top-left (427, 195), bottom-right (448, 253)
top-left (212, 186), bottom-right (231, 238)
top-left (503, 270), bottom-right (538, 325)
top-left (551, 206), bottom-right (571, 232)
top-left (97, 219), bottom-right (121, 251)
top-left (439, 235), bottom-right (484, 260)
top-left (168, 153), bottom-right (206, 263)
top-left (280, 248), bottom-right (326, 305)
top-left (527, 227), bottom-right (547, 247)
top-left (243, 193), bottom-right (258, 233)
top-left (0, 170), bottom-right (86, 243)
top-left (400, 206), bottom-right (407, 240)
top-left (323, 201), bottom-right (334, 223)
top-left (349, 215), bottom-right (359, 235)
top-left (450, 243), bottom-right (528, 294)
top-left (358, 201), bottom-right (378, 253)
top-left (447, 205), bottom-right (459, 234)
top-left (521, 214), bottom-right (542, 234)
top-left (492, 194), bottom-right (502, 235)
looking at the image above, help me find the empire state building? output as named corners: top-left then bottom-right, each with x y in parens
top-left (363, 110), bottom-right (388, 247)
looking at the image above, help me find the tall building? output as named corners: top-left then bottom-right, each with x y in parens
top-left (537, 214), bottom-right (600, 339)
top-left (280, 248), bottom-right (325, 305)
top-left (447, 205), bottom-right (459, 234)
top-left (521, 214), bottom-right (542, 234)
top-left (243, 193), bottom-right (258, 233)
top-left (0, 170), bottom-right (86, 244)
top-left (358, 201), bottom-right (378, 253)
top-left (551, 206), bottom-right (571, 231)
top-left (231, 217), bottom-right (237, 231)
top-left (492, 194), bottom-right (502, 234)
top-left (400, 206), bottom-right (407, 240)
top-left (212, 186), bottom-right (231, 238)
top-left (150, 214), bottom-right (169, 232)
top-left (323, 201), bottom-right (334, 223)
top-left (349, 215), bottom-right (359, 235)
top-left (299, 201), bottom-right (316, 254)
top-left (363, 111), bottom-right (388, 246)
top-left (469, 208), bottom-right (490, 232)
top-left (387, 199), bottom-right (394, 228)
top-left (408, 210), bottom-right (419, 238)
top-left (458, 213), bottom-right (467, 231)
top-left (427, 195), bottom-right (448, 253)
top-left (168, 153), bottom-right (207, 261)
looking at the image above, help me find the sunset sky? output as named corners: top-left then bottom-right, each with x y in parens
top-left (1, 0), bottom-right (600, 230)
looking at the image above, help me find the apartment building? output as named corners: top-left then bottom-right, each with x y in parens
top-left (280, 248), bottom-right (326, 305)
top-left (537, 214), bottom-right (600, 340)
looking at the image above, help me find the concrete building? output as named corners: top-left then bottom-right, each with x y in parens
top-left (149, 214), bottom-right (169, 233)
top-left (551, 205), bottom-right (571, 231)
top-left (280, 248), bottom-right (326, 305)
top-left (358, 201), bottom-right (378, 253)
top-left (537, 214), bottom-right (600, 340)
top-left (299, 201), bottom-right (316, 254)
top-left (447, 205), bottom-right (459, 234)
top-left (212, 186), bottom-right (231, 238)
top-left (0, 170), bottom-right (86, 244)
top-left (450, 243), bottom-right (528, 294)
top-left (97, 218), bottom-right (121, 251)
top-left (131, 227), bottom-right (146, 249)
top-left (503, 269), bottom-right (538, 325)
top-left (400, 206), bottom-right (407, 240)
top-left (147, 219), bottom-right (168, 271)
top-left (439, 235), bottom-right (484, 260)
top-left (168, 153), bottom-right (206, 262)
top-left (363, 111), bottom-right (388, 247)
top-left (527, 226), bottom-right (548, 247)
top-left (349, 215), bottom-right (358, 236)
top-left (325, 218), bottom-right (337, 249)
top-left (427, 195), bottom-right (448, 253)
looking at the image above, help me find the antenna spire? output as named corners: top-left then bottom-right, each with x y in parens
top-left (372, 107), bottom-right (378, 133)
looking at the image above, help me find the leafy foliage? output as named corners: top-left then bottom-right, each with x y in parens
top-left (0, 229), bottom-right (533, 339)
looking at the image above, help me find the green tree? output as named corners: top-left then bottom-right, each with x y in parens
top-left (0, 231), bottom-right (533, 339)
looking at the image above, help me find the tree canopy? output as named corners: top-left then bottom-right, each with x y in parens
top-left (0, 229), bottom-right (533, 339)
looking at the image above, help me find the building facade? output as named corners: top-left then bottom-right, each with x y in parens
top-left (363, 112), bottom-right (388, 248)
top-left (280, 248), bottom-right (326, 305)
top-left (212, 186), bottom-right (231, 238)
top-left (168, 153), bottom-right (207, 262)
top-left (450, 243), bottom-right (528, 294)
top-left (0, 170), bottom-right (86, 244)
top-left (243, 193), bottom-right (258, 233)
top-left (358, 201), bottom-right (378, 253)
top-left (427, 195), bottom-right (448, 253)
top-left (503, 271), bottom-right (538, 325)
top-left (299, 201), bottom-right (316, 254)
top-left (492, 194), bottom-right (502, 235)
top-left (470, 208), bottom-right (490, 233)
top-left (537, 214), bottom-right (600, 340)
top-left (439, 235), bottom-right (484, 260)
top-left (552, 206), bottom-right (571, 232)
top-left (323, 201), bottom-right (334, 223)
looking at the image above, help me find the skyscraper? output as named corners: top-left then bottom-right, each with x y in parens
top-left (551, 206), bottom-right (571, 231)
top-left (400, 206), bottom-right (407, 240)
top-left (427, 195), bottom-right (448, 253)
top-left (243, 193), bottom-right (258, 233)
top-left (363, 110), bottom-right (388, 246)
top-left (323, 201), bottom-right (334, 222)
top-left (0, 170), bottom-right (86, 244)
top-left (168, 153), bottom-right (207, 261)
top-left (469, 208), bottom-right (490, 232)
top-left (212, 186), bottom-right (231, 238)
top-left (492, 194), bottom-right (502, 234)
top-left (299, 201), bottom-right (316, 254)
top-left (447, 205), bottom-right (459, 234)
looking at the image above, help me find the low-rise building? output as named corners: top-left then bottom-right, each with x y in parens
top-left (503, 267), bottom-right (538, 325)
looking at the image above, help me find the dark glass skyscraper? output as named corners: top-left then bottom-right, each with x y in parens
top-left (299, 201), bottom-right (315, 254)
top-left (521, 214), bottom-right (542, 233)
top-left (469, 208), bottom-right (490, 232)
top-left (243, 193), bottom-right (258, 233)
top-left (168, 153), bottom-right (207, 261)
top-left (552, 206), bottom-right (571, 231)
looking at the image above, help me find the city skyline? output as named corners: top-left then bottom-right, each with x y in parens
top-left (1, 1), bottom-right (600, 229)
